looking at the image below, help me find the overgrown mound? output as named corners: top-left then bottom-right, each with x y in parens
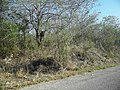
top-left (0, 57), bottom-right (61, 74)
top-left (0, 42), bottom-right (119, 75)
top-left (70, 43), bottom-right (118, 68)
top-left (27, 57), bottom-right (61, 74)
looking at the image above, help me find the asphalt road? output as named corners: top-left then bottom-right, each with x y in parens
top-left (20, 66), bottom-right (120, 90)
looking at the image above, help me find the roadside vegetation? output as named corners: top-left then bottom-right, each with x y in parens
top-left (0, 0), bottom-right (120, 89)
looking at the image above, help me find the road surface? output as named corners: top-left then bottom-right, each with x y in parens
top-left (20, 66), bottom-right (120, 90)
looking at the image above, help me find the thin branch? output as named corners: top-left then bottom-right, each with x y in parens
top-left (23, 4), bottom-right (30, 12)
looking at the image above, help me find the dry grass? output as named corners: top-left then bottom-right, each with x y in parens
top-left (0, 63), bottom-right (119, 90)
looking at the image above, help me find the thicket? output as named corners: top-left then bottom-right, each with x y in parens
top-left (0, 0), bottom-right (120, 74)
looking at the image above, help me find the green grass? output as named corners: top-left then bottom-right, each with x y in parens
top-left (0, 83), bottom-right (3, 90)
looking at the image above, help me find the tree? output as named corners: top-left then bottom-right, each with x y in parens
top-left (71, 13), bottom-right (99, 44)
top-left (0, 0), bottom-right (8, 20)
top-left (98, 16), bottom-right (120, 51)
top-left (8, 0), bottom-right (97, 46)
top-left (0, 0), bottom-right (19, 59)
top-left (0, 0), bottom-right (19, 58)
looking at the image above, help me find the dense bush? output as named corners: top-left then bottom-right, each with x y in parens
top-left (0, 20), bottom-right (18, 58)
top-left (0, 0), bottom-right (120, 74)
